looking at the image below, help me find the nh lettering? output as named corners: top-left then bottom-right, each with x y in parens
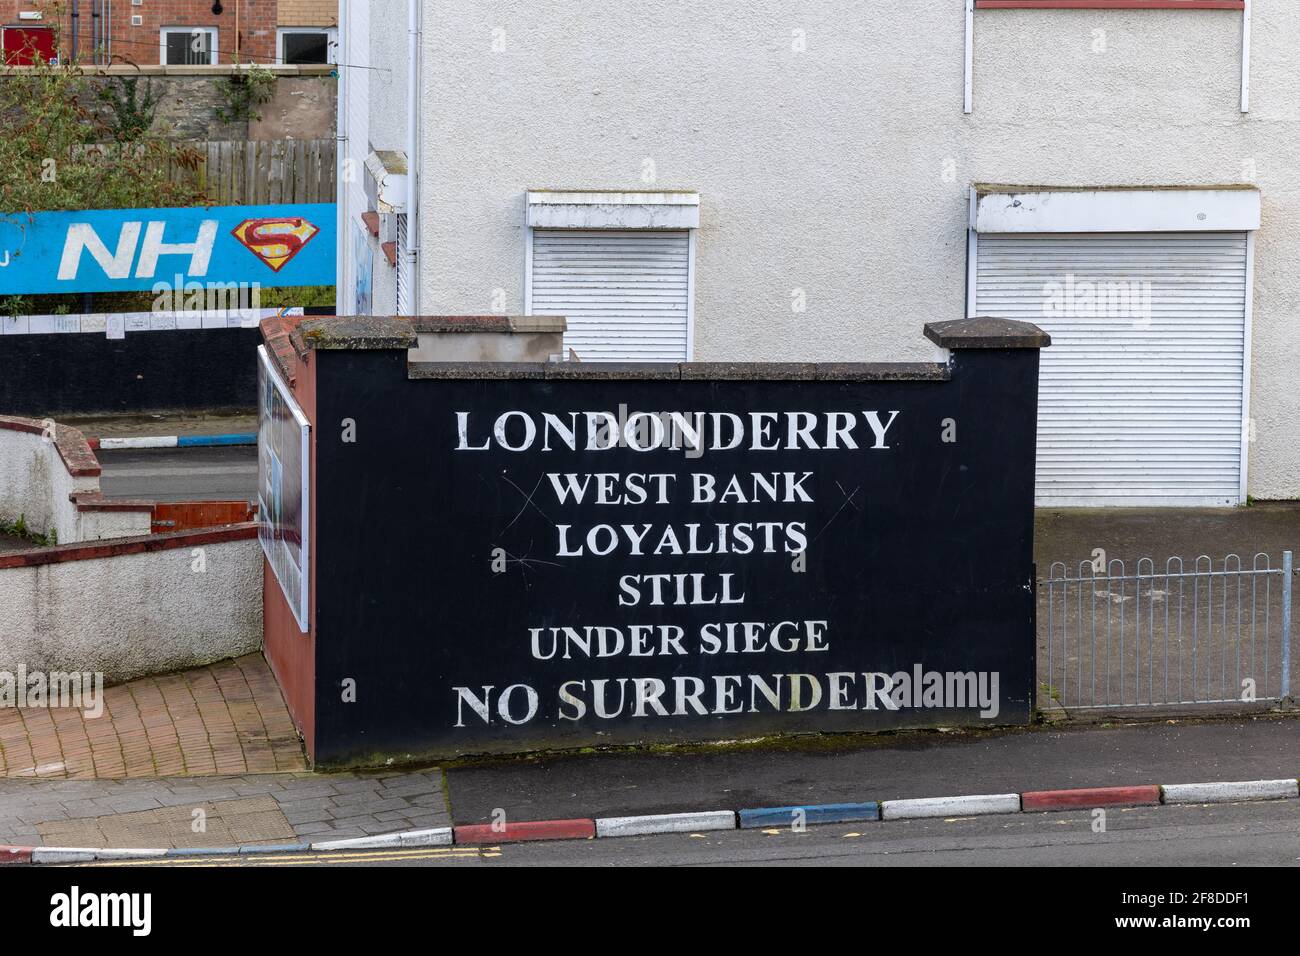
top-left (57, 219), bottom-right (218, 281)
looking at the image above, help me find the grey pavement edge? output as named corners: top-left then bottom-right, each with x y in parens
top-left (443, 714), bottom-right (1300, 824)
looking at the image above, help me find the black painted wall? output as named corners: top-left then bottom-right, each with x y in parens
top-left (307, 345), bottom-right (1041, 766)
top-left (0, 329), bottom-right (263, 416)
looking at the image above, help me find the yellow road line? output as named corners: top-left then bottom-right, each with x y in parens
top-left (72, 846), bottom-right (503, 867)
top-left (248, 850), bottom-right (501, 866)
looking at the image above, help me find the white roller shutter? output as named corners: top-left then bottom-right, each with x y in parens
top-left (975, 232), bottom-right (1248, 507)
top-left (530, 230), bottom-right (691, 362)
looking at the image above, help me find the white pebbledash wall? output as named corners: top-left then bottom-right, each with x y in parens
top-left (0, 425), bottom-right (95, 542)
top-left (0, 533), bottom-right (263, 684)
top-left (0, 419), bottom-right (262, 683)
top-left (337, 0), bottom-right (409, 317)
top-left (414, 4), bottom-right (1300, 499)
top-left (0, 421), bottom-right (150, 544)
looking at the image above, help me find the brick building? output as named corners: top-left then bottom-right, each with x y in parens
top-left (1, 0), bottom-right (336, 66)
top-left (275, 0), bottom-right (337, 65)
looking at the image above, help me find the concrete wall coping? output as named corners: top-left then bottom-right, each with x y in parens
top-left (0, 523), bottom-right (259, 571)
top-left (293, 314), bottom-right (1045, 364)
top-left (0, 416), bottom-right (101, 478)
top-left (411, 315), bottom-right (568, 334)
top-left (260, 315), bottom-right (305, 384)
top-left (924, 317), bottom-right (1051, 350)
top-left (408, 361), bottom-right (952, 382)
top-left (299, 317), bottom-right (417, 351)
top-left (69, 493), bottom-right (155, 514)
top-left (292, 315), bottom-right (569, 344)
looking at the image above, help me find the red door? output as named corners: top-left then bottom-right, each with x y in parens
top-left (2, 26), bottom-right (56, 65)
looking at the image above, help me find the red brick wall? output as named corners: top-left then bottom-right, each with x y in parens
top-left (1, 0), bottom-right (278, 65)
top-left (0, 0), bottom-right (59, 62)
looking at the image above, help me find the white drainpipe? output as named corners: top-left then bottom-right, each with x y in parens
top-left (404, 0), bottom-right (422, 316)
top-left (336, 0), bottom-right (350, 313)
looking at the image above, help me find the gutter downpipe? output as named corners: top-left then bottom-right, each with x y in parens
top-left (336, 0), bottom-right (349, 312)
top-left (405, 0), bottom-right (421, 316)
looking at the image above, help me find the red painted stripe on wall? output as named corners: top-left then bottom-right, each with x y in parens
top-left (0, 523), bottom-right (259, 570)
top-left (152, 501), bottom-right (257, 534)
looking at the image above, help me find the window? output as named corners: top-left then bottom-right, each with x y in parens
top-left (968, 186), bottom-right (1260, 507)
top-left (278, 28), bottom-right (338, 65)
top-left (161, 27), bottom-right (217, 66)
top-left (524, 192), bottom-right (700, 363)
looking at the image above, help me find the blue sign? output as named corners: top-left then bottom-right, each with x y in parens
top-left (0, 203), bottom-right (336, 295)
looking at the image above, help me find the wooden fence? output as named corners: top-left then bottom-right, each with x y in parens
top-left (74, 138), bottom-right (337, 205)
top-left (186, 139), bottom-right (337, 205)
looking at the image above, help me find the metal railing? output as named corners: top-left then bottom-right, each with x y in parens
top-left (1041, 552), bottom-right (1293, 710)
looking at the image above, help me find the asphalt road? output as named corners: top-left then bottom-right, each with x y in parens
top-left (97, 446), bottom-right (258, 502)
top-left (71, 800), bottom-right (1300, 867)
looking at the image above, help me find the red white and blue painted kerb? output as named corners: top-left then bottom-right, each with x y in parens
top-left (2, 777), bottom-right (1294, 864)
top-left (87, 434), bottom-right (257, 451)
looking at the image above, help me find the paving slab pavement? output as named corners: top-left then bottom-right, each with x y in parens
top-left (0, 708), bottom-right (1294, 851)
top-left (0, 770), bottom-right (450, 849)
top-left (7, 715), bottom-right (1293, 852)
top-left (442, 714), bottom-right (1300, 825)
top-left (0, 655), bottom-right (304, 779)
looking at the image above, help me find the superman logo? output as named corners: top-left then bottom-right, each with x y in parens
top-left (231, 217), bottom-right (321, 272)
